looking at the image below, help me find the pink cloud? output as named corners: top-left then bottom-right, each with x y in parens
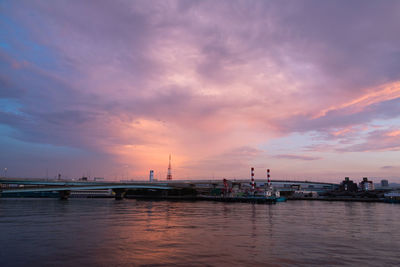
top-left (1, 1), bottom-right (400, 180)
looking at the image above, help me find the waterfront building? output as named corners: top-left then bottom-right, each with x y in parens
top-left (340, 177), bottom-right (358, 192)
top-left (381, 179), bottom-right (389, 187)
top-left (359, 177), bottom-right (374, 191)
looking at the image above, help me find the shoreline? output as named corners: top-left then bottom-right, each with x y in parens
top-left (0, 194), bottom-right (389, 203)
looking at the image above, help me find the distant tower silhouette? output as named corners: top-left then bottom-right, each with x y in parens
top-left (251, 167), bottom-right (255, 191)
top-left (166, 154), bottom-right (172, 180)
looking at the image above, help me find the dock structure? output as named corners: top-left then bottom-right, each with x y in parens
top-left (199, 195), bottom-right (277, 204)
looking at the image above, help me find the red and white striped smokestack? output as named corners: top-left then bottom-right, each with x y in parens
top-left (251, 167), bottom-right (255, 191)
top-left (267, 169), bottom-right (271, 188)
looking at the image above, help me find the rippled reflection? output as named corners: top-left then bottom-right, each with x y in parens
top-left (0, 199), bottom-right (399, 266)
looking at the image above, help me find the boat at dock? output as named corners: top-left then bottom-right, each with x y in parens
top-left (263, 186), bottom-right (287, 202)
top-left (384, 192), bottom-right (400, 203)
top-left (200, 195), bottom-right (277, 204)
top-left (275, 196), bottom-right (287, 202)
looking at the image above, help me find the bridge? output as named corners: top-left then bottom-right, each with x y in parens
top-left (0, 178), bottom-right (174, 200)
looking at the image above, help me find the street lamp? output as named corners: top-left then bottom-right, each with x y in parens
top-left (4, 168), bottom-right (7, 177)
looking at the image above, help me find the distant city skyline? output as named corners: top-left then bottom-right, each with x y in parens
top-left (1, 0), bottom-right (400, 181)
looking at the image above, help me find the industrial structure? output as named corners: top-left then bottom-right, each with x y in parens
top-left (250, 167), bottom-right (255, 192)
top-left (166, 155), bottom-right (172, 180)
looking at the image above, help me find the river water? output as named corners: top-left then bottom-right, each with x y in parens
top-left (0, 198), bottom-right (399, 266)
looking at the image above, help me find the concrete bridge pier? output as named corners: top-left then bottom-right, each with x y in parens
top-left (59, 190), bottom-right (71, 200)
top-left (113, 189), bottom-right (127, 200)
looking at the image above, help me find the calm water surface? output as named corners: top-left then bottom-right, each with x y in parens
top-left (0, 198), bottom-right (399, 266)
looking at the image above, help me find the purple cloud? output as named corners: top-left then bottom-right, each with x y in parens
top-left (338, 129), bottom-right (400, 152)
top-left (381, 166), bottom-right (394, 169)
top-left (1, 0), bottom-right (400, 179)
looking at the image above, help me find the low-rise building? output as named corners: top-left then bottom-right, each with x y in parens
top-left (381, 179), bottom-right (389, 187)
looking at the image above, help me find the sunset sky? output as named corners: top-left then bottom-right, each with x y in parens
top-left (1, 0), bottom-right (400, 182)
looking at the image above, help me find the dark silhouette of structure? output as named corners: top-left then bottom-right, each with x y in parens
top-left (340, 177), bottom-right (358, 192)
top-left (166, 154), bottom-right (172, 180)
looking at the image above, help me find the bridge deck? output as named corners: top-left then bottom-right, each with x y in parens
top-left (1, 184), bottom-right (173, 194)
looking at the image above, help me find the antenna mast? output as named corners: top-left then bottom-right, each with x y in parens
top-left (166, 154), bottom-right (172, 180)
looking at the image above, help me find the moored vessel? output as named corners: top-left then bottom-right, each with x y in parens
top-left (384, 192), bottom-right (400, 203)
